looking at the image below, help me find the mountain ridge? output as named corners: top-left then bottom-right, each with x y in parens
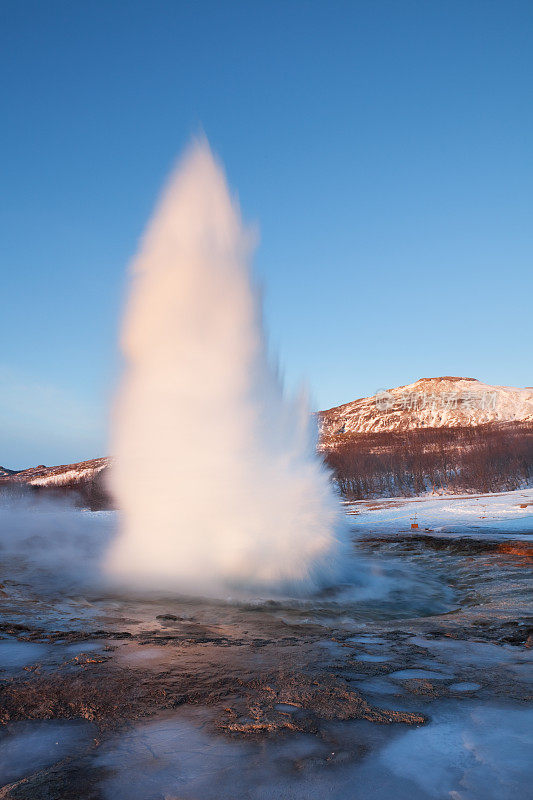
top-left (319, 377), bottom-right (533, 446)
top-left (1, 377), bottom-right (532, 502)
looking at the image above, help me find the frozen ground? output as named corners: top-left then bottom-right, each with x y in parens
top-left (0, 490), bottom-right (531, 798)
top-left (344, 487), bottom-right (533, 538)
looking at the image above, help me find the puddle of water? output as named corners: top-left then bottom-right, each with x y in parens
top-left (317, 640), bottom-right (346, 658)
top-left (0, 720), bottom-right (95, 785)
top-left (449, 682), bottom-right (481, 692)
top-left (355, 678), bottom-right (398, 695)
top-left (0, 639), bottom-right (49, 670)
top-left (378, 703), bottom-right (533, 799)
top-left (0, 638), bottom-right (108, 673)
top-left (348, 636), bottom-right (388, 645)
top-left (61, 641), bottom-right (104, 657)
top-left (389, 668), bottom-right (450, 681)
top-left (409, 636), bottom-right (530, 669)
top-left (94, 702), bottom-right (533, 800)
top-left (96, 712), bottom-right (397, 800)
top-left (357, 653), bottom-right (390, 663)
top-left (96, 714), bottom-right (254, 800)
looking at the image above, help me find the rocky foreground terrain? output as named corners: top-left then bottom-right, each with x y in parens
top-left (0, 494), bottom-right (531, 798)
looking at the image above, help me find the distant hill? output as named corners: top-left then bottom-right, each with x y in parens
top-left (2, 377), bottom-right (532, 504)
top-left (318, 378), bottom-right (533, 498)
top-left (0, 466), bottom-right (20, 478)
top-left (318, 377), bottom-right (533, 445)
top-left (0, 457), bottom-right (111, 509)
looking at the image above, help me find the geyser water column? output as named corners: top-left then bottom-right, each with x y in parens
top-left (107, 139), bottom-right (342, 595)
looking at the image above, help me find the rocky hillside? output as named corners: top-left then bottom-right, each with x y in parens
top-left (318, 377), bottom-right (533, 447)
top-left (318, 377), bottom-right (533, 498)
top-left (0, 457), bottom-right (111, 509)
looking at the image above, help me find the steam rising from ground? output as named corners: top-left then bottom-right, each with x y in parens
top-left (0, 492), bottom-right (112, 593)
top-left (106, 141), bottom-right (343, 595)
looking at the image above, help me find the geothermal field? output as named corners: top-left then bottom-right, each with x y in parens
top-left (0, 143), bottom-right (532, 798)
top-left (0, 491), bottom-right (532, 798)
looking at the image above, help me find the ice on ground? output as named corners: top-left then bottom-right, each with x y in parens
top-left (95, 702), bottom-right (533, 800)
top-left (389, 668), bottom-right (451, 681)
top-left (0, 720), bottom-right (95, 785)
top-left (0, 640), bottom-right (49, 670)
top-left (449, 682), bottom-right (481, 693)
top-left (409, 636), bottom-right (532, 670)
top-left (357, 653), bottom-right (390, 663)
top-left (380, 704), bottom-right (533, 800)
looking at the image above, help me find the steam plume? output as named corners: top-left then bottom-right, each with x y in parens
top-left (106, 140), bottom-right (342, 595)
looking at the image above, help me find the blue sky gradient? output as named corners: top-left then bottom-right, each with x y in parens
top-left (1, 0), bottom-right (532, 467)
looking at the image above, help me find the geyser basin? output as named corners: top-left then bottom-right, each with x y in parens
top-left (106, 139), bottom-right (344, 596)
top-left (1, 505), bottom-right (532, 800)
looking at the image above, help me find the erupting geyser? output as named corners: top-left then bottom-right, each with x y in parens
top-left (106, 140), bottom-right (343, 595)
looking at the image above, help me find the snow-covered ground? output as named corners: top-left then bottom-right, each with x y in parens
top-left (344, 487), bottom-right (533, 538)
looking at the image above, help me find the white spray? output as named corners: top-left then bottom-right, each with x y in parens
top-left (106, 140), bottom-right (343, 595)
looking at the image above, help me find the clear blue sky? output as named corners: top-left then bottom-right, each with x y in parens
top-left (1, 0), bottom-right (532, 468)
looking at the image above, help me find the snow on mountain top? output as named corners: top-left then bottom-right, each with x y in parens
top-left (319, 377), bottom-right (533, 438)
top-left (0, 458), bottom-right (109, 486)
top-left (28, 464), bottom-right (107, 487)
